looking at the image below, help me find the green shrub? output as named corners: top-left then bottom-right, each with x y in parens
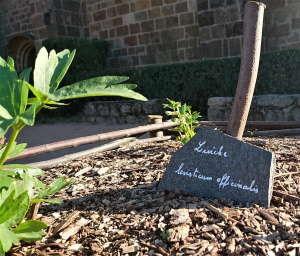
top-left (106, 49), bottom-right (300, 116)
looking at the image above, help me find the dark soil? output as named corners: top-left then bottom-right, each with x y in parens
top-left (11, 137), bottom-right (300, 256)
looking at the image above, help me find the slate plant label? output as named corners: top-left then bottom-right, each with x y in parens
top-left (158, 127), bottom-right (276, 207)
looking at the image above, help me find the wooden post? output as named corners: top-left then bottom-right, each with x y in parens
top-left (227, 1), bottom-right (266, 139)
top-left (148, 115), bottom-right (164, 137)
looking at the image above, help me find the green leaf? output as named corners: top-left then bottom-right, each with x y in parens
top-left (0, 224), bottom-right (18, 252)
top-left (49, 49), bottom-right (76, 93)
top-left (1, 164), bottom-right (43, 176)
top-left (52, 77), bottom-right (147, 101)
top-left (0, 57), bottom-right (20, 134)
top-left (0, 142), bottom-right (27, 160)
top-left (6, 57), bottom-right (15, 72)
top-left (19, 104), bottom-right (38, 126)
top-left (0, 119), bottom-right (14, 136)
top-left (44, 99), bottom-right (68, 106)
top-left (0, 245), bottom-right (5, 256)
top-left (13, 220), bottom-right (47, 242)
top-left (0, 105), bottom-right (13, 120)
top-left (26, 82), bottom-right (46, 101)
top-left (31, 198), bottom-right (62, 204)
top-left (27, 98), bottom-right (41, 105)
top-left (19, 67), bottom-right (32, 82)
top-left (14, 173), bottom-right (35, 200)
top-left (34, 47), bottom-right (58, 95)
top-left (0, 191), bottom-right (29, 228)
top-left (0, 172), bottom-right (15, 190)
top-left (19, 80), bottom-right (29, 114)
top-left (43, 105), bottom-right (58, 110)
top-left (37, 177), bottom-right (73, 199)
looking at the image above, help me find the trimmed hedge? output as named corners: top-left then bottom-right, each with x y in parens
top-left (107, 49), bottom-right (300, 116)
top-left (43, 37), bottom-right (109, 85)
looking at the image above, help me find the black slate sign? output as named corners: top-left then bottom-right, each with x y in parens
top-left (158, 127), bottom-right (276, 207)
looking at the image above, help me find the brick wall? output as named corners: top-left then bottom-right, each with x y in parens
top-left (86, 0), bottom-right (245, 68)
top-left (0, 0), bottom-right (87, 56)
top-left (0, 0), bottom-right (52, 50)
top-left (51, 0), bottom-right (88, 38)
top-left (1, 0), bottom-right (300, 69)
top-left (264, 0), bottom-right (300, 51)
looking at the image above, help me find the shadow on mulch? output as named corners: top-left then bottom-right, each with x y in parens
top-left (40, 182), bottom-right (266, 215)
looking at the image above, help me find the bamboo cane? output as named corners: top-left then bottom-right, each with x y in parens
top-left (9, 120), bottom-right (300, 162)
top-left (28, 137), bottom-right (136, 169)
top-left (253, 128), bottom-right (300, 137)
top-left (10, 122), bottom-right (177, 161)
top-left (200, 121), bottom-right (300, 130)
top-left (28, 136), bottom-right (173, 169)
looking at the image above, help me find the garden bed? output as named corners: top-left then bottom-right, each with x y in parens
top-left (11, 137), bottom-right (300, 256)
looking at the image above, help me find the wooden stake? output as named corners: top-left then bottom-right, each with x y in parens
top-left (227, 1), bottom-right (266, 139)
top-left (148, 115), bottom-right (164, 137)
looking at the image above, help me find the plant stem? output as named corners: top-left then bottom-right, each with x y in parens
top-left (0, 127), bottom-right (21, 166)
top-left (0, 104), bottom-right (44, 167)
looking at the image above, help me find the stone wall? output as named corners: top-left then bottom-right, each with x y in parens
top-left (207, 95), bottom-right (300, 121)
top-left (2, 0), bottom-right (300, 69)
top-left (80, 99), bottom-right (165, 124)
top-left (0, 0), bottom-right (87, 70)
top-left (85, 0), bottom-right (300, 69)
top-left (0, 0), bottom-right (87, 45)
top-left (86, 0), bottom-right (245, 68)
top-left (265, 0), bottom-right (300, 51)
top-left (0, 0), bottom-right (50, 46)
top-left (51, 0), bottom-right (88, 38)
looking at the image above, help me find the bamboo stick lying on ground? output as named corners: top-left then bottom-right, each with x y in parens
top-left (28, 136), bottom-right (172, 169)
top-left (28, 137), bottom-right (136, 169)
top-left (131, 136), bottom-right (173, 145)
top-left (10, 122), bottom-right (178, 161)
top-left (253, 128), bottom-right (300, 137)
top-left (199, 121), bottom-right (300, 130)
top-left (9, 120), bottom-right (300, 161)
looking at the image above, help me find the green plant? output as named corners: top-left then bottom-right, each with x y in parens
top-left (164, 99), bottom-right (201, 144)
top-left (0, 47), bottom-right (146, 254)
top-left (41, 38), bottom-right (110, 120)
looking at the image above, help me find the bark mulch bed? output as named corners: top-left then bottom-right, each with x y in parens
top-left (11, 137), bottom-right (300, 256)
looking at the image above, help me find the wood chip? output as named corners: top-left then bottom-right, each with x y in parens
top-left (68, 244), bottom-right (82, 251)
top-left (273, 190), bottom-right (300, 203)
top-left (59, 218), bottom-right (90, 241)
top-left (227, 239), bottom-right (236, 254)
top-left (257, 208), bottom-right (279, 225)
top-left (52, 211), bottom-right (80, 236)
top-left (169, 208), bottom-right (191, 225)
top-left (201, 201), bottom-right (228, 219)
top-left (121, 244), bottom-right (139, 254)
top-left (167, 224), bottom-right (190, 242)
top-left (96, 167), bottom-right (110, 175)
top-left (74, 166), bottom-right (92, 176)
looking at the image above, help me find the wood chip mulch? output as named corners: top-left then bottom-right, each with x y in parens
top-left (10, 137), bottom-right (300, 256)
